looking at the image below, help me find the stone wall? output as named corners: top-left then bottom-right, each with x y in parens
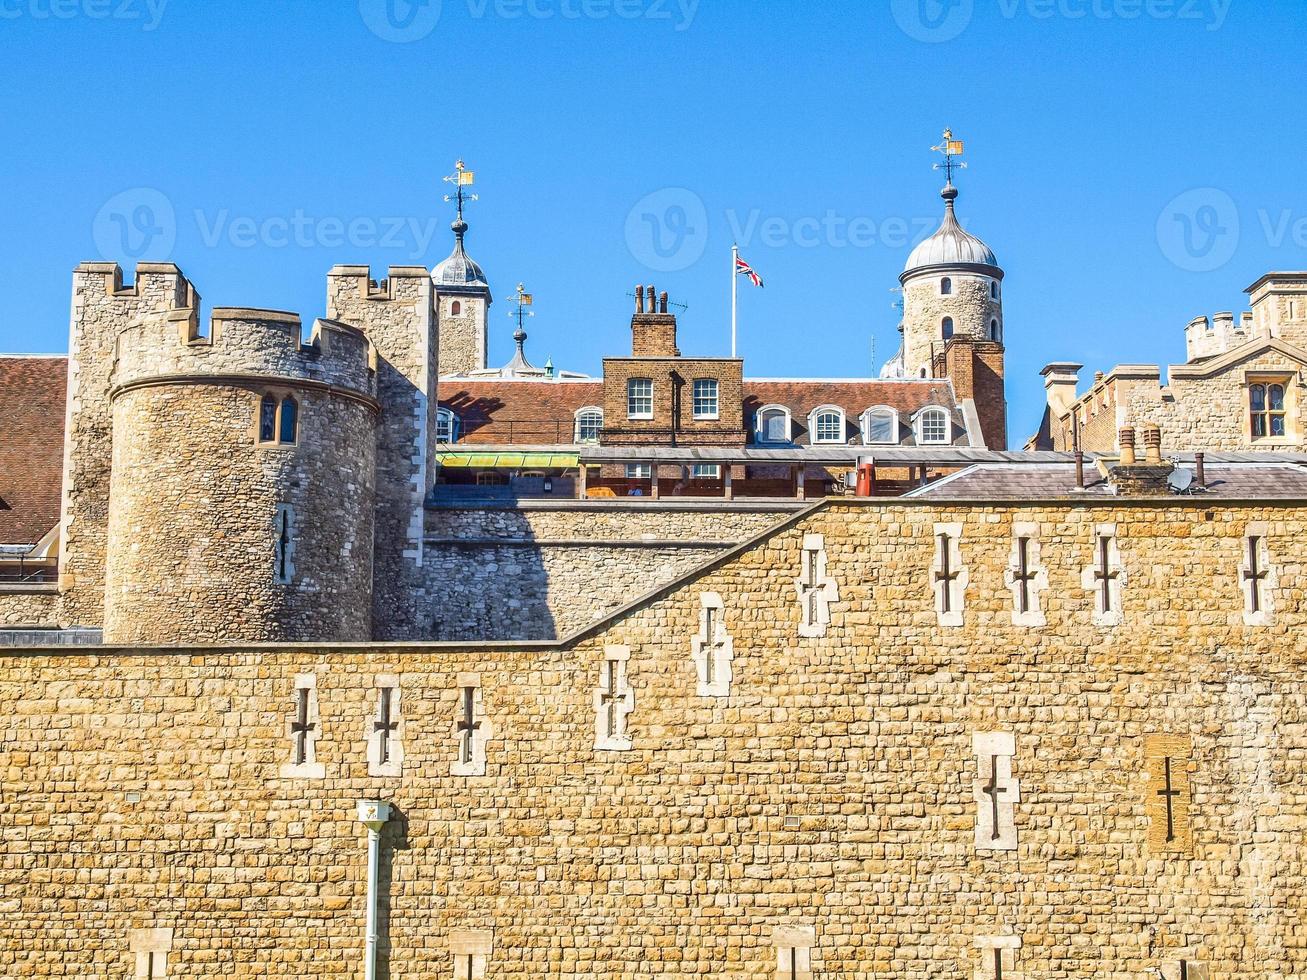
top-left (0, 588), bottom-right (58, 627)
top-left (437, 293), bottom-right (488, 376)
top-left (421, 503), bottom-right (797, 640)
top-left (1, 497), bottom-right (1303, 977)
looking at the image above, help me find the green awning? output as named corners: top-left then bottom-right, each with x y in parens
top-left (435, 450), bottom-right (580, 469)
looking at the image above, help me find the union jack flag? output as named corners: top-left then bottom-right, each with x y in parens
top-left (735, 255), bottom-right (764, 288)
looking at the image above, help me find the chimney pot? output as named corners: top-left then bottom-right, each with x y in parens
top-left (634, 285), bottom-right (644, 312)
top-left (1119, 426), bottom-right (1137, 466)
top-left (1195, 451), bottom-right (1206, 488)
top-left (646, 284), bottom-right (655, 314)
top-left (659, 291), bottom-right (668, 314)
top-left (1142, 424), bottom-right (1162, 464)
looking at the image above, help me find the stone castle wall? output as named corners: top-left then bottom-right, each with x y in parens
top-left (421, 503), bottom-right (796, 640)
top-left (437, 292), bottom-right (487, 376)
top-left (1, 498), bottom-right (1303, 977)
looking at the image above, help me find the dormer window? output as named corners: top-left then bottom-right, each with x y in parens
top-left (756, 405), bottom-right (792, 444)
top-left (575, 407), bottom-right (603, 444)
top-left (862, 406), bottom-right (898, 445)
top-left (941, 277), bottom-right (953, 295)
top-left (436, 407), bottom-right (460, 444)
top-left (257, 394), bottom-right (299, 446)
top-left (627, 378), bottom-right (654, 419)
top-left (942, 317), bottom-right (955, 340)
top-left (810, 406), bottom-right (846, 444)
top-left (916, 407), bottom-right (950, 445)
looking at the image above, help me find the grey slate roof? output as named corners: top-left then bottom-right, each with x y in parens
top-left (906, 463), bottom-right (1307, 501)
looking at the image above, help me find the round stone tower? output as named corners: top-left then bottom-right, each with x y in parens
top-left (897, 182), bottom-right (1004, 379)
top-left (102, 308), bottom-right (379, 645)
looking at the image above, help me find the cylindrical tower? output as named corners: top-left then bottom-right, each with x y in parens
top-left (103, 308), bottom-right (378, 644)
top-left (898, 183), bottom-right (1004, 379)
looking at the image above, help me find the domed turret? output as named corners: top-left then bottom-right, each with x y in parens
top-left (904, 185), bottom-right (999, 274)
top-left (432, 219), bottom-right (489, 289)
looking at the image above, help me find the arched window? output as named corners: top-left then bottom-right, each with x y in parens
top-left (990, 281), bottom-right (999, 300)
top-left (279, 396), bottom-right (298, 444)
top-left (450, 300), bottom-right (463, 316)
top-left (259, 395), bottom-right (277, 442)
top-left (755, 405), bottom-right (792, 444)
top-left (809, 406), bottom-right (846, 444)
top-left (258, 393), bottom-right (298, 446)
top-left (942, 317), bottom-right (955, 340)
top-left (861, 406), bottom-right (899, 445)
top-left (436, 407), bottom-right (460, 444)
top-left (1249, 381), bottom-right (1287, 439)
top-left (575, 407), bottom-right (603, 444)
top-left (916, 407), bottom-right (950, 445)
top-left (989, 319), bottom-right (1000, 342)
top-left (941, 277), bottom-right (953, 295)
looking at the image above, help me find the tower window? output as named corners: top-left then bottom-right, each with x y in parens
top-left (274, 504), bottom-right (296, 584)
top-left (941, 277), bottom-right (953, 295)
top-left (258, 393), bottom-right (299, 446)
top-left (990, 319), bottom-right (1001, 342)
top-left (1249, 381), bottom-right (1287, 439)
top-left (942, 317), bottom-right (955, 340)
top-left (627, 378), bottom-right (654, 419)
top-left (991, 281), bottom-right (999, 300)
top-left (450, 300), bottom-right (462, 316)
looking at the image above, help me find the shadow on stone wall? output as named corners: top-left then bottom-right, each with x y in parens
top-left (376, 804), bottom-right (410, 980)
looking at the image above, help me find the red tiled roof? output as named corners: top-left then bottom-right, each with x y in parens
top-left (0, 356), bottom-right (67, 547)
top-left (438, 377), bottom-right (962, 447)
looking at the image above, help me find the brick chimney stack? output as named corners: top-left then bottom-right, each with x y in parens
top-left (630, 282), bottom-right (680, 357)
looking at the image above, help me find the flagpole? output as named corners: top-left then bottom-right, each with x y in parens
top-left (731, 243), bottom-right (738, 358)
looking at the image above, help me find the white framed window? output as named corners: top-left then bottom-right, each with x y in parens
top-left (916, 407), bottom-right (950, 445)
top-left (692, 379), bottom-right (719, 419)
top-left (691, 464), bottom-right (721, 479)
top-left (627, 378), bottom-right (653, 419)
top-left (626, 464), bottom-right (652, 479)
top-left (436, 407), bottom-right (460, 444)
top-left (755, 404), bottom-right (792, 444)
top-left (809, 406), bottom-right (846, 444)
top-left (942, 317), bottom-right (955, 340)
top-left (574, 407), bottom-right (603, 444)
top-left (861, 406), bottom-right (898, 445)
top-left (940, 276), bottom-right (953, 295)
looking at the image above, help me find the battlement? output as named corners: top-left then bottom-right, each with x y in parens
top-left (1184, 309), bottom-right (1256, 362)
top-left (110, 305), bottom-right (377, 401)
top-left (327, 264), bottom-right (432, 304)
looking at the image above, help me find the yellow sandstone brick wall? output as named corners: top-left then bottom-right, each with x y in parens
top-left (1, 499), bottom-right (1304, 978)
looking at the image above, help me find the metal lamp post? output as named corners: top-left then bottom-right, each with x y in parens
top-left (357, 800), bottom-right (391, 980)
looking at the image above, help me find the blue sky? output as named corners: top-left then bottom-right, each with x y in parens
top-left (1, 0), bottom-right (1302, 440)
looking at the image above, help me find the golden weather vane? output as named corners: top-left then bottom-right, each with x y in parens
top-left (442, 159), bottom-right (479, 222)
top-left (931, 128), bottom-right (967, 186)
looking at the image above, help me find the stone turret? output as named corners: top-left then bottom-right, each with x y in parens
top-left (102, 305), bottom-right (379, 645)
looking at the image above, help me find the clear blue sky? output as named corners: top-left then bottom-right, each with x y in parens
top-left (1, 0), bottom-right (1302, 441)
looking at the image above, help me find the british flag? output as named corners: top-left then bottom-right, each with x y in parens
top-left (735, 254), bottom-right (764, 288)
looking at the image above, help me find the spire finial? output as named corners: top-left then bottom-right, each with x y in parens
top-left (507, 282), bottom-right (534, 350)
top-left (443, 159), bottom-right (479, 234)
top-left (931, 128), bottom-right (967, 208)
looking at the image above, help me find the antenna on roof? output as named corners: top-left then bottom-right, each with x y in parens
top-left (624, 290), bottom-right (689, 314)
